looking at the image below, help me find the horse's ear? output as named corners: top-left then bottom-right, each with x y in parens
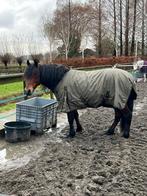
top-left (34, 59), bottom-right (39, 67)
top-left (27, 60), bottom-right (30, 66)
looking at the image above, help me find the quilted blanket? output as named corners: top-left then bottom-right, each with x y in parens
top-left (54, 68), bottom-right (136, 112)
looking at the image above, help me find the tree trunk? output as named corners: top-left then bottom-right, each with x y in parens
top-left (4, 62), bottom-right (8, 69)
top-left (98, 0), bottom-right (102, 57)
top-left (130, 0), bottom-right (137, 56)
top-left (65, 47), bottom-right (68, 60)
top-left (82, 49), bottom-right (84, 62)
top-left (125, 0), bottom-right (130, 56)
top-left (68, 0), bottom-right (71, 58)
top-left (142, 0), bottom-right (145, 56)
top-left (49, 43), bottom-right (52, 63)
top-left (119, 0), bottom-right (123, 56)
top-left (113, 0), bottom-right (117, 56)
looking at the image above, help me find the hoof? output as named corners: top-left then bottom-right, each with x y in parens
top-left (76, 126), bottom-right (83, 133)
top-left (106, 129), bottom-right (114, 135)
top-left (52, 123), bottom-right (57, 128)
top-left (123, 132), bottom-right (130, 139)
top-left (66, 131), bottom-right (76, 138)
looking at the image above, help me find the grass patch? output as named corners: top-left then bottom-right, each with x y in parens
top-left (0, 76), bottom-right (53, 113)
top-left (0, 79), bottom-right (45, 99)
top-left (0, 81), bottom-right (23, 99)
top-left (0, 102), bottom-right (16, 113)
top-left (0, 77), bottom-right (21, 85)
top-left (0, 93), bottom-right (55, 113)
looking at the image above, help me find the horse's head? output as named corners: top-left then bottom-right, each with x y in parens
top-left (23, 60), bottom-right (40, 96)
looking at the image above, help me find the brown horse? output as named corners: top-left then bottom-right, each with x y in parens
top-left (23, 60), bottom-right (137, 139)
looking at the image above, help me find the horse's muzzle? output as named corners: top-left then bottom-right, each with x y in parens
top-left (24, 89), bottom-right (32, 96)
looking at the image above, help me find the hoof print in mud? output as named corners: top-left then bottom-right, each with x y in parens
top-left (87, 183), bottom-right (100, 192)
top-left (76, 174), bottom-right (84, 179)
top-left (92, 176), bottom-right (105, 185)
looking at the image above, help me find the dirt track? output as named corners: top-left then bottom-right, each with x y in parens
top-left (0, 82), bottom-right (147, 196)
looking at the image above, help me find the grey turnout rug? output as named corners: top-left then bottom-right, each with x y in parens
top-left (54, 68), bottom-right (136, 112)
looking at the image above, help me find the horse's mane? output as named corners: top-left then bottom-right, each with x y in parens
top-left (39, 64), bottom-right (70, 91)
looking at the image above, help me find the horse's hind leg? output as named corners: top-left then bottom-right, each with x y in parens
top-left (67, 111), bottom-right (76, 137)
top-left (74, 110), bottom-right (83, 132)
top-left (106, 108), bottom-right (121, 135)
top-left (120, 107), bottom-right (132, 139)
top-left (120, 97), bottom-right (134, 139)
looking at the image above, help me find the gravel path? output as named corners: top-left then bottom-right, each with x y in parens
top-left (0, 82), bottom-right (147, 196)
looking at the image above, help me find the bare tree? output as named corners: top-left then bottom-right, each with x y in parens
top-left (40, 0), bottom-right (147, 58)
top-left (125, 0), bottom-right (130, 56)
top-left (80, 34), bottom-right (89, 61)
top-left (55, 0), bottom-right (72, 59)
top-left (98, 0), bottom-right (102, 56)
top-left (52, 1), bottom-right (93, 58)
top-left (88, 0), bottom-right (106, 57)
top-left (108, 0), bottom-right (121, 56)
top-left (42, 15), bottom-right (57, 63)
top-left (70, 3), bottom-right (93, 57)
top-left (0, 34), bottom-right (12, 69)
top-left (111, 0), bottom-right (117, 56)
top-left (130, 0), bottom-right (137, 55)
top-left (12, 33), bottom-right (26, 68)
top-left (141, 0), bottom-right (145, 56)
top-left (27, 33), bottom-right (43, 62)
top-left (119, 0), bottom-right (123, 55)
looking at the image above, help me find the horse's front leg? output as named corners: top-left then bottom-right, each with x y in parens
top-left (73, 110), bottom-right (83, 132)
top-left (106, 108), bottom-right (121, 135)
top-left (67, 111), bottom-right (76, 137)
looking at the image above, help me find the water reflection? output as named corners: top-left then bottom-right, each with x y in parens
top-left (0, 134), bottom-right (48, 170)
top-left (0, 121), bottom-right (68, 171)
top-left (0, 148), bottom-right (6, 163)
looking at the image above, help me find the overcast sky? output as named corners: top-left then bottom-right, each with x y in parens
top-left (0, 0), bottom-right (86, 36)
top-left (0, 0), bottom-right (57, 36)
top-left (0, 0), bottom-right (87, 54)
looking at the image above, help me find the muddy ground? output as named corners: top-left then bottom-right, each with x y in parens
top-left (0, 82), bottom-right (147, 196)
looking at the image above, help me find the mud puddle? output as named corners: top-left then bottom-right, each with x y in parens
top-left (0, 112), bottom-right (68, 171)
top-left (0, 134), bottom-right (47, 171)
top-left (0, 109), bottom-right (89, 171)
top-left (0, 96), bottom-right (146, 172)
top-left (0, 83), bottom-right (147, 196)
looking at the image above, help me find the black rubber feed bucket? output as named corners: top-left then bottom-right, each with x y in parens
top-left (4, 121), bottom-right (31, 143)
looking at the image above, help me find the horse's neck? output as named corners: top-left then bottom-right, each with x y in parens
top-left (39, 64), bottom-right (69, 91)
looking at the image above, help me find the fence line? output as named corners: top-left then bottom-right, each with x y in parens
top-left (0, 90), bottom-right (51, 105)
top-left (0, 95), bottom-right (25, 105)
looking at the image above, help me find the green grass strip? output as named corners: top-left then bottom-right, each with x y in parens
top-left (0, 93), bottom-right (55, 113)
top-left (0, 102), bottom-right (16, 113)
top-left (0, 81), bottom-right (23, 98)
